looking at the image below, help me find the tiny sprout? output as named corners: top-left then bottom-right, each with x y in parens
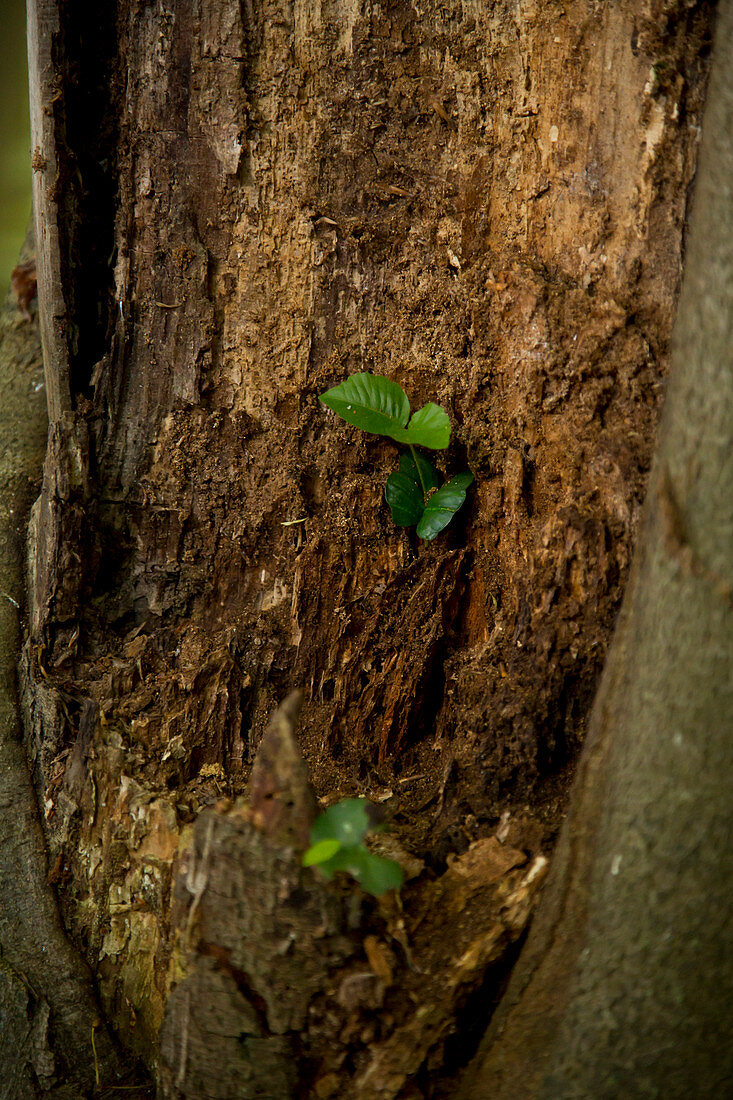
top-left (319, 373), bottom-right (473, 540)
top-left (303, 798), bottom-right (403, 896)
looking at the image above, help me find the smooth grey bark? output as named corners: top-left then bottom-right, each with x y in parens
top-left (461, 4), bottom-right (733, 1096)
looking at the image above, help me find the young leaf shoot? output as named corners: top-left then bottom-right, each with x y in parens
top-left (320, 373), bottom-right (472, 540)
top-left (302, 797), bottom-right (404, 896)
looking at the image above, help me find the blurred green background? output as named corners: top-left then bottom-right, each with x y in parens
top-left (1, 0), bottom-right (31, 289)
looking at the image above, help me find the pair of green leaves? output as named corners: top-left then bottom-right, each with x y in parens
top-left (319, 373), bottom-right (473, 540)
top-left (385, 453), bottom-right (474, 541)
top-left (302, 798), bottom-right (404, 896)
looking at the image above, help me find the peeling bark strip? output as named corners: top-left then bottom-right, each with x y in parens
top-left (20, 0), bottom-right (715, 1090)
top-left (0, 242), bottom-right (135, 1094)
top-left (27, 0), bottom-right (71, 421)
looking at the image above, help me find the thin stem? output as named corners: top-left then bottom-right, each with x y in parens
top-left (92, 1022), bottom-right (100, 1087)
top-left (409, 444), bottom-right (428, 501)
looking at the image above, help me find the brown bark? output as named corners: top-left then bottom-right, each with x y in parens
top-left (12, 0), bottom-right (718, 1094)
top-left (460, 3), bottom-right (733, 1095)
top-left (0, 239), bottom-right (137, 1095)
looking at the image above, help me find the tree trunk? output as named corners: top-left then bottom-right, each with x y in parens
top-left (460, 4), bottom-right (733, 1095)
top-left (1, 231), bottom-right (144, 1097)
top-left (7, 0), bottom-right (718, 1095)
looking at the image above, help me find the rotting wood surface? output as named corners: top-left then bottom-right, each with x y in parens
top-left (21, 0), bottom-right (715, 1087)
top-left (158, 694), bottom-right (548, 1099)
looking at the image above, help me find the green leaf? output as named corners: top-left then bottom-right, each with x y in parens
top-left (319, 846), bottom-right (360, 875)
top-left (395, 403), bottom-right (451, 450)
top-left (398, 451), bottom-right (441, 493)
top-left (312, 846), bottom-right (404, 895)
top-left (385, 470), bottom-right (424, 526)
top-left (308, 844), bottom-right (347, 880)
top-left (303, 838), bottom-right (342, 866)
top-left (320, 375), bottom-right (451, 450)
top-left (385, 452), bottom-right (441, 526)
top-left (351, 851), bottom-right (404, 896)
top-left (310, 798), bottom-right (370, 848)
top-left (309, 845), bottom-right (365, 882)
top-left (416, 472), bottom-right (474, 541)
top-left (319, 374), bottom-right (410, 440)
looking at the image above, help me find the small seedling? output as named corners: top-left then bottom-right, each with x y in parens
top-left (319, 373), bottom-right (473, 540)
top-left (303, 797), bottom-right (404, 896)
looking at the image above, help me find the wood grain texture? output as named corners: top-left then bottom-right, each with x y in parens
top-left (27, 0), bottom-right (71, 421)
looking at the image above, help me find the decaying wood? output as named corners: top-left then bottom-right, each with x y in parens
top-left (25, 0), bottom-right (716, 815)
top-left (159, 694), bottom-right (548, 1098)
top-left (248, 689), bottom-right (317, 845)
top-left (17, 0), bottom-right (716, 1091)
